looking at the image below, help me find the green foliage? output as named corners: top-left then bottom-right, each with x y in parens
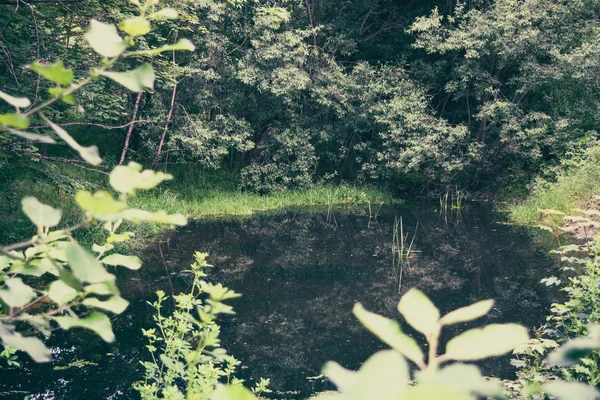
top-left (135, 251), bottom-right (269, 399)
top-left (314, 289), bottom-right (528, 399)
top-left (0, 163), bottom-right (187, 364)
top-left (0, 0), bottom-right (194, 369)
top-left (313, 288), bottom-right (600, 400)
top-left (510, 143), bottom-right (600, 225)
top-left (511, 211), bottom-right (600, 397)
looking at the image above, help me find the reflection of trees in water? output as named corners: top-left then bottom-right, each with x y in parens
top-left (1, 207), bottom-right (558, 399)
top-left (127, 206), bottom-right (557, 396)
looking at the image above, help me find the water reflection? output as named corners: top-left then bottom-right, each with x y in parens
top-left (0, 204), bottom-right (557, 399)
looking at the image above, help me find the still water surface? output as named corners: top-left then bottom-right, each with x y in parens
top-left (0, 204), bottom-right (558, 399)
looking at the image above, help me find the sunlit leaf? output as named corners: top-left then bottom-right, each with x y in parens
top-left (0, 278), bottom-right (36, 308)
top-left (439, 299), bottom-right (494, 326)
top-left (397, 288), bottom-right (440, 337)
top-left (109, 162), bottom-right (173, 194)
top-left (416, 363), bottom-right (502, 397)
top-left (322, 362), bottom-right (356, 393)
top-left (200, 282), bottom-right (241, 301)
top-left (353, 303), bottom-right (424, 366)
top-left (0, 90), bottom-right (30, 108)
top-left (119, 17), bottom-right (151, 36)
top-left (0, 322), bottom-right (51, 362)
top-left (21, 197), bottom-right (62, 228)
top-left (84, 281), bottom-right (119, 296)
top-left (6, 128), bottom-right (56, 143)
top-left (45, 119), bottom-right (102, 165)
top-left (127, 39), bottom-right (196, 56)
top-left (121, 209), bottom-right (187, 225)
top-left (212, 384), bottom-right (258, 400)
top-left (83, 296), bottom-right (129, 314)
top-left (545, 337), bottom-right (600, 367)
top-left (404, 385), bottom-right (475, 400)
top-left (54, 311), bottom-right (115, 342)
top-left (48, 280), bottom-right (78, 305)
top-left (352, 350), bottom-right (408, 400)
top-left (0, 113), bottom-right (30, 129)
top-left (149, 8), bottom-right (178, 20)
top-left (100, 64), bottom-right (155, 92)
top-left (48, 87), bottom-right (75, 105)
top-left (445, 324), bottom-right (529, 361)
top-left (85, 20), bottom-right (126, 58)
top-left (11, 258), bottom-right (58, 277)
top-left (30, 61), bottom-right (74, 85)
top-left (66, 242), bottom-right (115, 284)
top-left (543, 382), bottom-right (600, 400)
top-left (155, 39), bottom-right (196, 53)
top-left (101, 254), bottom-right (142, 270)
top-left (75, 190), bottom-right (127, 215)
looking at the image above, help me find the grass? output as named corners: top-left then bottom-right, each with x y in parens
top-left (130, 183), bottom-right (395, 218)
top-left (0, 162), bottom-right (397, 248)
top-left (509, 148), bottom-right (600, 225)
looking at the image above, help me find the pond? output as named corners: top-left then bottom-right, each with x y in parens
top-left (0, 203), bottom-right (558, 399)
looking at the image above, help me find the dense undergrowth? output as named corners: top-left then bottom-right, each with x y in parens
top-left (509, 144), bottom-right (600, 226)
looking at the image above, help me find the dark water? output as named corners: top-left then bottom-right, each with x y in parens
top-left (0, 204), bottom-right (558, 399)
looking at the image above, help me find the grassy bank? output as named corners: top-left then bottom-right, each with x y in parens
top-left (0, 162), bottom-right (396, 247)
top-left (509, 145), bottom-right (600, 225)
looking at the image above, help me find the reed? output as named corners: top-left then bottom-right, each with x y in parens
top-left (392, 217), bottom-right (418, 292)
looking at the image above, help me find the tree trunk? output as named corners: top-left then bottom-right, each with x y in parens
top-left (153, 34), bottom-right (179, 167)
top-left (119, 92), bottom-right (143, 165)
top-left (153, 83), bottom-right (177, 166)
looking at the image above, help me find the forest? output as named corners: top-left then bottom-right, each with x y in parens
top-left (1, 0), bottom-right (600, 399)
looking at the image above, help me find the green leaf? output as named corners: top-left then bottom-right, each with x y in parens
top-left (543, 382), bottom-right (600, 400)
top-left (439, 299), bottom-right (494, 326)
top-left (0, 90), bottom-right (30, 108)
top-left (353, 303), bottom-right (424, 367)
top-left (83, 296), bottom-right (129, 314)
top-left (0, 322), bottom-right (51, 362)
top-left (417, 363), bottom-right (502, 397)
top-left (149, 8), bottom-right (178, 20)
top-left (119, 17), bottom-right (151, 36)
top-left (156, 39), bottom-right (196, 52)
top-left (48, 87), bottom-right (75, 105)
top-left (100, 64), bottom-right (155, 92)
top-left (545, 337), bottom-right (600, 367)
top-left (0, 278), bottom-right (36, 308)
top-left (445, 324), bottom-right (529, 361)
top-left (45, 119), bottom-right (102, 165)
top-left (75, 190), bottom-right (127, 215)
top-left (6, 128), bottom-right (56, 143)
top-left (29, 61), bottom-right (74, 85)
top-left (0, 113), bottom-right (30, 129)
top-left (127, 39), bottom-right (196, 56)
top-left (322, 362), bottom-right (357, 393)
top-left (212, 384), bottom-right (257, 400)
top-left (404, 386), bottom-right (476, 400)
top-left (352, 350), bottom-right (409, 400)
top-left (48, 280), bottom-right (78, 305)
top-left (120, 209), bottom-right (187, 225)
top-left (54, 311), bottom-right (115, 342)
top-left (84, 281), bottom-right (119, 296)
top-left (21, 196), bottom-right (62, 228)
top-left (11, 258), bottom-right (58, 277)
top-left (397, 288), bottom-right (440, 337)
top-left (101, 254), bottom-right (142, 270)
top-left (66, 242), bottom-right (115, 284)
top-left (109, 162), bottom-right (173, 194)
top-left (85, 20), bottom-right (126, 58)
